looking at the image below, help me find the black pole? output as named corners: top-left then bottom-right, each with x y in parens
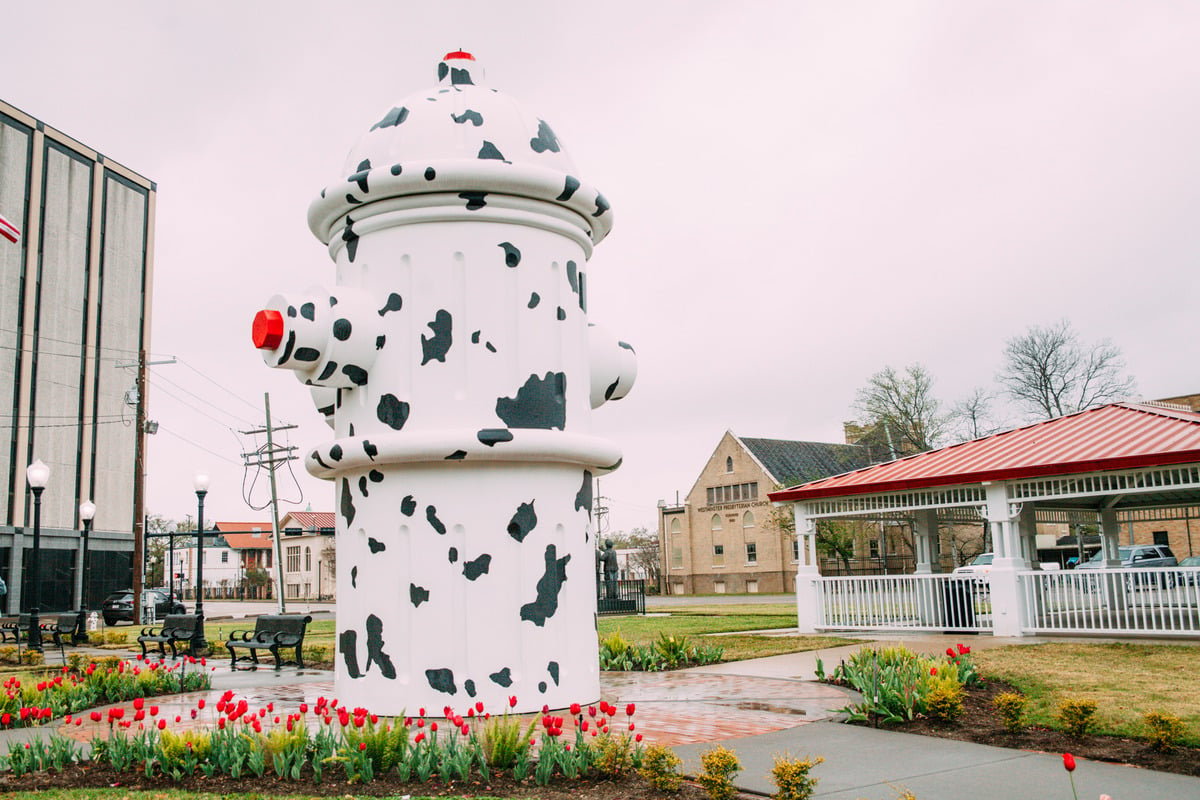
top-left (28, 486), bottom-right (43, 652)
top-left (168, 531), bottom-right (175, 604)
top-left (193, 490), bottom-right (208, 651)
top-left (78, 516), bottom-right (92, 643)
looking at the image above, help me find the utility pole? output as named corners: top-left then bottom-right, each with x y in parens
top-left (593, 479), bottom-right (610, 541)
top-left (240, 393), bottom-right (297, 613)
top-left (117, 353), bottom-right (175, 623)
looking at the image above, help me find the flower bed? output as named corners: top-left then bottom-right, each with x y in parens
top-left (0, 655), bottom-right (211, 732)
top-left (0, 693), bottom-right (652, 790)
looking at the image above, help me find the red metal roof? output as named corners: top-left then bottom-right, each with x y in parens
top-left (221, 531), bottom-right (275, 549)
top-left (769, 403), bottom-right (1200, 503)
top-left (281, 511), bottom-right (336, 530)
top-left (214, 521), bottom-right (271, 533)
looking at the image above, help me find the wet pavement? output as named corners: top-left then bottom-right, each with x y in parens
top-left (13, 630), bottom-right (1200, 799)
top-left (49, 659), bottom-right (853, 748)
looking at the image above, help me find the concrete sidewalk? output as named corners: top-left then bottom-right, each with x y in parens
top-left (1, 630), bottom-right (1196, 799)
top-left (673, 632), bottom-right (1200, 799)
top-left (672, 723), bottom-right (1199, 800)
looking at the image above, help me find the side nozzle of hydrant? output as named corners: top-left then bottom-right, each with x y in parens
top-left (253, 287), bottom-right (385, 389)
top-left (588, 323), bottom-right (637, 409)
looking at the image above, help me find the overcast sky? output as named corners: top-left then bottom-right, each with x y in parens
top-left (5, 2), bottom-right (1199, 535)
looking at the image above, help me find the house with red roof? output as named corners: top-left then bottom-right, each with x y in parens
top-left (277, 511), bottom-right (335, 600)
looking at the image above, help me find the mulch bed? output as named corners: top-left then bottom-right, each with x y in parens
top-left (859, 678), bottom-right (1200, 778)
top-left (0, 763), bottom-right (712, 798)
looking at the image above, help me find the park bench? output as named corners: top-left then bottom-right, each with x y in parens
top-left (42, 611), bottom-right (85, 648)
top-left (137, 614), bottom-right (200, 659)
top-left (0, 614), bottom-right (29, 645)
top-left (226, 614), bottom-right (312, 670)
top-left (0, 612), bottom-right (81, 661)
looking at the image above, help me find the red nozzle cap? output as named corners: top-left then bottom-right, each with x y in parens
top-left (252, 309), bottom-right (284, 350)
top-left (444, 50), bottom-right (474, 60)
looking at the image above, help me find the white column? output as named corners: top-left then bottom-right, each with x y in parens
top-left (983, 482), bottom-right (1027, 637)
top-left (913, 510), bottom-right (937, 574)
top-left (793, 504), bottom-right (821, 634)
top-left (1101, 508), bottom-right (1122, 567)
top-left (1018, 505), bottom-right (1038, 569)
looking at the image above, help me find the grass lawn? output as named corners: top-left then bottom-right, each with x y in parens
top-left (0, 793), bottom-right (480, 800)
top-left (973, 641), bottom-right (1200, 744)
top-left (598, 602), bottom-right (862, 660)
top-left (707, 633), bottom-right (862, 661)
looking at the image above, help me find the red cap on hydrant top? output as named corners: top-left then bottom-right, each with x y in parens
top-left (252, 309), bottom-right (284, 350)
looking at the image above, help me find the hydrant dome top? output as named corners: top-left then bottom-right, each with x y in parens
top-left (307, 51), bottom-right (612, 247)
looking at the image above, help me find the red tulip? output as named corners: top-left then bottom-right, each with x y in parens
top-left (636, 733), bottom-right (643, 742)
top-left (359, 742), bottom-right (367, 751)
top-left (946, 647), bottom-right (955, 658)
top-left (1063, 753), bottom-right (1076, 772)
top-left (218, 718), bottom-right (226, 729)
top-left (157, 719), bottom-right (166, 730)
top-left (90, 711), bottom-right (102, 722)
top-left (431, 721), bottom-right (438, 732)
top-left (508, 696), bottom-right (517, 708)
top-left (197, 698), bottom-right (205, 709)
top-left (133, 697), bottom-right (144, 711)
top-left (570, 703), bottom-right (582, 716)
top-left (149, 706), bottom-right (159, 716)
top-left (626, 703), bottom-right (636, 716)
top-left (300, 702), bottom-right (308, 713)
top-left (475, 701), bottom-right (484, 713)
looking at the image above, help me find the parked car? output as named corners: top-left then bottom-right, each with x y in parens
top-left (953, 553), bottom-right (993, 594)
top-left (1178, 555), bottom-right (1200, 586)
top-left (953, 553), bottom-right (993, 576)
top-left (101, 589), bottom-right (186, 625)
top-left (1075, 544), bottom-right (1178, 588)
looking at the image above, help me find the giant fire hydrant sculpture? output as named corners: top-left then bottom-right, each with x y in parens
top-left (251, 51), bottom-right (635, 714)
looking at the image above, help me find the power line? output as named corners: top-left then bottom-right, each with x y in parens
top-left (148, 373), bottom-right (257, 431)
top-left (0, 417), bottom-right (128, 431)
top-left (0, 325), bottom-right (141, 356)
top-left (176, 358), bottom-right (288, 422)
top-left (0, 342), bottom-right (128, 364)
top-left (157, 424), bottom-right (241, 466)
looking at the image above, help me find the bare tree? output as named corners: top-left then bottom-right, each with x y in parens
top-left (854, 364), bottom-right (949, 454)
top-left (627, 528), bottom-right (662, 593)
top-left (999, 320), bottom-right (1136, 419)
top-left (950, 386), bottom-right (1006, 443)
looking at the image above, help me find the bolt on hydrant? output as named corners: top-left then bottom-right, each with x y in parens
top-left (252, 51), bottom-right (635, 714)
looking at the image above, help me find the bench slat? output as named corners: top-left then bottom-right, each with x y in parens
top-left (226, 614), bottom-right (311, 671)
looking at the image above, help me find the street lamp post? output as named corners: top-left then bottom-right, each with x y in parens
top-left (25, 459), bottom-right (49, 652)
top-left (168, 525), bottom-right (176, 607)
top-left (192, 473), bottom-right (209, 652)
top-left (78, 500), bottom-right (96, 643)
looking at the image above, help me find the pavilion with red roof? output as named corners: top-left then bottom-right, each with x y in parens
top-left (769, 403), bottom-right (1200, 638)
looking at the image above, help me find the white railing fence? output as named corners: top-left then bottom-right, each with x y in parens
top-left (813, 567), bottom-right (1200, 638)
top-left (1020, 567), bottom-right (1200, 636)
top-left (815, 574), bottom-right (992, 633)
